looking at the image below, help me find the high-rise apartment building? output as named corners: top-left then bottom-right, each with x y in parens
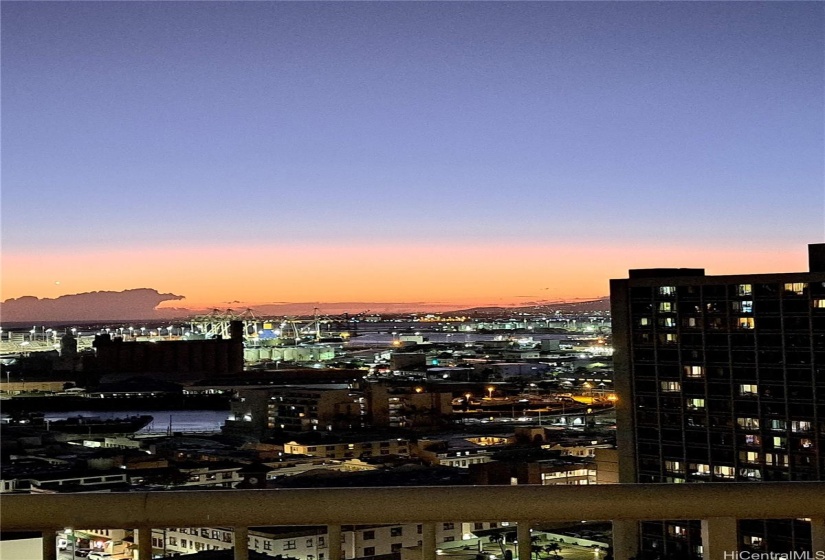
top-left (611, 244), bottom-right (825, 558)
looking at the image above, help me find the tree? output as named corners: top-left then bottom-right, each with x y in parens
top-left (542, 543), bottom-right (562, 557)
top-left (489, 534), bottom-right (506, 556)
top-left (530, 536), bottom-right (542, 560)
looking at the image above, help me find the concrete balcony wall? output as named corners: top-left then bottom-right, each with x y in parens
top-left (2, 483), bottom-right (825, 560)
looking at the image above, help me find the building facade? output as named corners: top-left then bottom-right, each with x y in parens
top-left (610, 244), bottom-right (825, 557)
top-left (283, 438), bottom-right (410, 460)
top-left (155, 522), bottom-right (500, 559)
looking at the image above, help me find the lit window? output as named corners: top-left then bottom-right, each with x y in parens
top-left (770, 419), bottom-right (787, 431)
top-left (737, 317), bottom-right (755, 330)
top-left (691, 463), bottom-right (710, 476)
top-left (664, 460), bottom-right (683, 473)
top-left (638, 317), bottom-right (651, 326)
top-left (732, 300), bottom-right (753, 313)
top-left (668, 524), bottom-right (687, 537)
top-left (737, 417), bottom-right (760, 430)
top-left (684, 366), bottom-right (704, 378)
top-left (660, 317), bottom-right (677, 328)
top-left (784, 283), bottom-right (807, 295)
top-left (738, 284), bottom-right (752, 296)
top-left (739, 468), bottom-right (761, 480)
top-left (814, 300), bottom-right (825, 308)
top-left (658, 286), bottom-right (676, 296)
top-left (660, 381), bottom-right (681, 393)
top-left (801, 438), bottom-right (814, 449)
top-left (658, 302), bottom-right (674, 313)
top-left (745, 434), bottom-right (761, 445)
top-left (739, 384), bottom-right (758, 396)
top-left (773, 437), bottom-right (787, 450)
top-left (713, 466), bottom-right (735, 479)
top-left (739, 451), bottom-right (760, 463)
top-left (687, 398), bottom-right (705, 409)
top-left (792, 421), bottom-right (812, 432)
top-left (683, 317), bottom-right (700, 328)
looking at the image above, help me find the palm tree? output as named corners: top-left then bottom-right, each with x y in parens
top-left (530, 536), bottom-right (542, 560)
top-left (489, 533), bottom-right (506, 556)
top-left (542, 542), bottom-right (562, 558)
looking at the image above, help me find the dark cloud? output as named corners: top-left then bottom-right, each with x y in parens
top-left (0, 289), bottom-right (184, 322)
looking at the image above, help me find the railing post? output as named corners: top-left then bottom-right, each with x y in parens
top-left (137, 526), bottom-right (153, 559)
top-left (328, 525), bottom-right (342, 560)
top-left (611, 520), bottom-right (639, 560)
top-left (517, 521), bottom-right (531, 560)
top-left (234, 526), bottom-right (250, 560)
top-left (700, 517), bottom-right (738, 560)
top-left (811, 518), bottom-right (825, 555)
top-left (422, 522), bottom-right (437, 560)
top-left (41, 531), bottom-right (57, 560)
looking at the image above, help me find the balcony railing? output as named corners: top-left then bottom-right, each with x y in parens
top-left (2, 483), bottom-right (825, 560)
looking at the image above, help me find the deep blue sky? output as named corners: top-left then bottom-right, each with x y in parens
top-left (2, 1), bottom-right (824, 306)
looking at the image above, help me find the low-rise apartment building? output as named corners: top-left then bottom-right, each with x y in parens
top-left (156, 522), bottom-right (501, 559)
top-left (283, 438), bottom-right (410, 460)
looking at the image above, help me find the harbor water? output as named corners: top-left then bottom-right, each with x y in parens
top-left (1, 409), bottom-right (229, 434)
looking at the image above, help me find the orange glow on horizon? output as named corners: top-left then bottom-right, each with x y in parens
top-left (0, 240), bottom-right (809, 310)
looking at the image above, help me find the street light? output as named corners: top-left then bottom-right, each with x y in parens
top-left (486, 386), bottom-right (495, 399)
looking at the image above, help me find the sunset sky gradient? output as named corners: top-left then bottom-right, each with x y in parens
top-left (2, 2), bottom-right (823, 311)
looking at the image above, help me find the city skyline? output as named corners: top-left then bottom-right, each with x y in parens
top-left (2, 2), bottom-right (823, 311)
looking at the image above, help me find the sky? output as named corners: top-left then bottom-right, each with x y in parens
top-left (2, 1), bottom-right (823, 311)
